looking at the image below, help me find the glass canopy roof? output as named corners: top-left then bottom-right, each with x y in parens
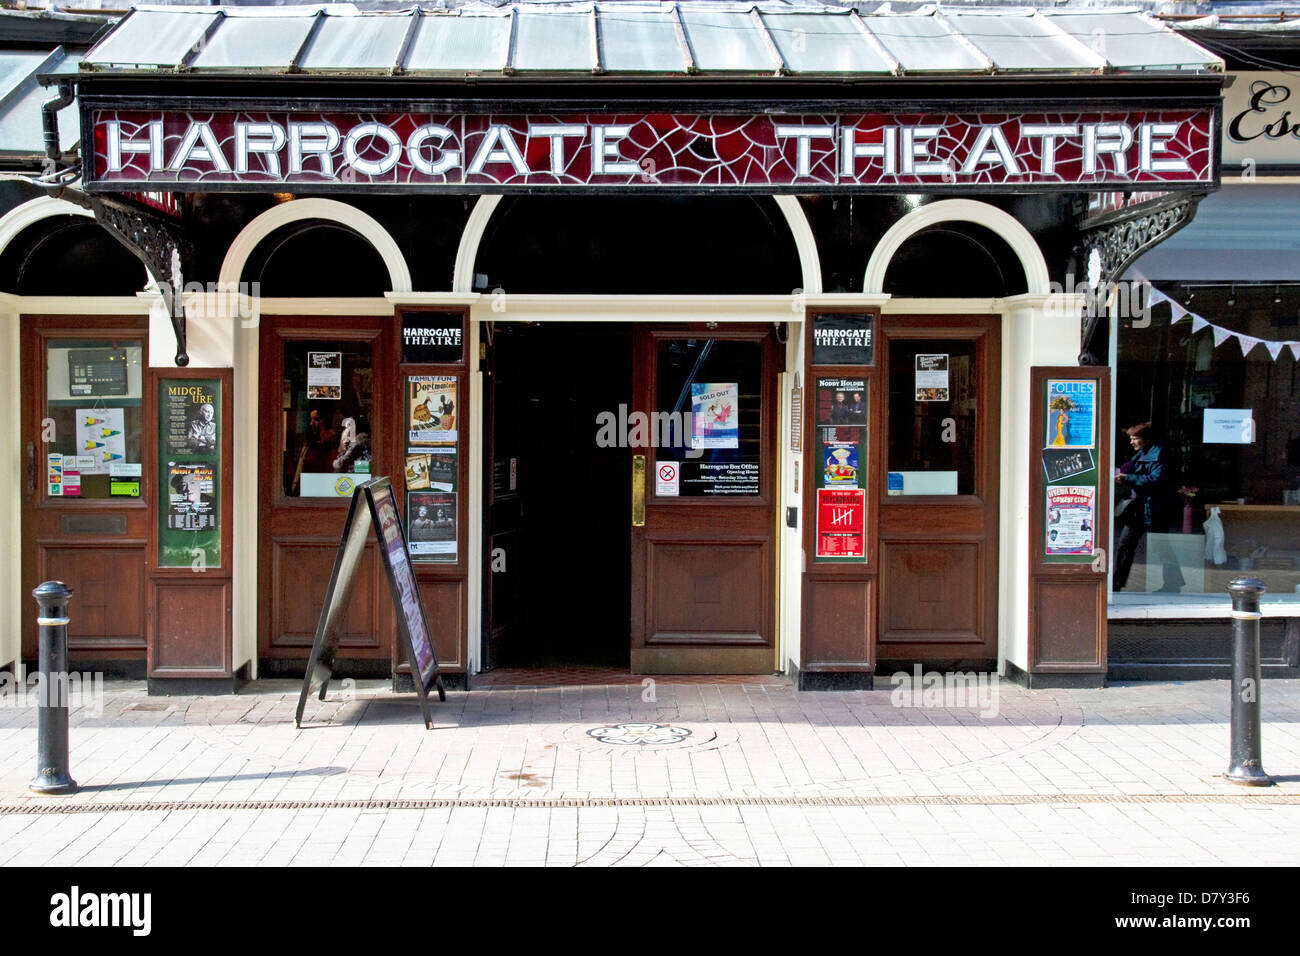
top-left (81, 3), bottom-right (1224, 77)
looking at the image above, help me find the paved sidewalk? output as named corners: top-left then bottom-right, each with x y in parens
top-left (2, 676), bottom-right (1298, 865)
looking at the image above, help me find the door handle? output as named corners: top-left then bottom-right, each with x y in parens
top-left (1091, 547), bottom-right (1107, 574)
top-left (25, 441), bottom-right (35, 499)
top-left (632, 455), bottom-right (646, 527)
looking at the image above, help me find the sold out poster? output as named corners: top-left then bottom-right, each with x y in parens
top-left (817, 488), bottom-right (865, 559)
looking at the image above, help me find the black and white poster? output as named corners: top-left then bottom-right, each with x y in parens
top-left (407, 491), bottom-right (457, 559)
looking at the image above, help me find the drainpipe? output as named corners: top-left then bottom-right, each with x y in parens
top-left (41, 79), bottom-right (75, 165)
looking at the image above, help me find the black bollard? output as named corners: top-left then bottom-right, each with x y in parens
top-left (30, 581), bottom-right (77, 795)
top-left (1225, 577), bottom-right (1273, 787)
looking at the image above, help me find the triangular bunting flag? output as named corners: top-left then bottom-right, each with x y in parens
top-left (1146, 287), bottom-right (1169, 307)
top-left (1191, 315), bottom-right (1208, 332)
top-left (1212, 325), bottom-right (1233, 347)
top-left (1169, 302), bottom-right (1189, 323)
top-left (1266, 341), bottom-right (1285, 360)
top-left (1238, 334), bottom-right (1262, 357)
top-left (1290, 342), bottom-right (1300, 361)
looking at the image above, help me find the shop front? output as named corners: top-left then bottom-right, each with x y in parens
top-left (0, 4), bottom-right (1225, 690)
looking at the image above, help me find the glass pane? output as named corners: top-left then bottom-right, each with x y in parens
top-left (300, 16), bottom-right (411, 72)
top-left (189, 16), bottom-right (318, 71)
top-left (678, 9), bottom-right (774, 73)
top-left (282, 342), bottom-right (375, 498)
top-left (814, 376), bottom-right (868, 562)
top-left (861, 16), bottom-right (987, 73)
top-left (406, 14), bottom-right (510, 73)
top-left (599, 9), bottom-right (686, 73)
top-left (514, 11), bottom-right (595, 72)
top-left (887, 339), bottom-right (977, 496)
top-left (86, 11), bottom-right (219, 68)
top-left (765, 14), bottom-right (892, 74)
top-left (942, 13), bottom-right (1100, 71)
top-left (45, 340), bottom-right (145, 501)
top-left (1045, 14), bottom-right (1220, 71)
top-left (655, 338), bottom-right (761, 497)
top-left (1115, 283), bottom-right (1300, 599)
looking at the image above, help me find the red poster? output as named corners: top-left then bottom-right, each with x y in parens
top-left (817, 488), bottom-right (865, 559)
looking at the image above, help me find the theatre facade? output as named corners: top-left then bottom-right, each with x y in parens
top-left (0, 4), bottom-right (1226, 690)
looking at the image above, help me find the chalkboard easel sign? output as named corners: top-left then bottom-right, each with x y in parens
top-left (295, 476), bottom-right (446, 729)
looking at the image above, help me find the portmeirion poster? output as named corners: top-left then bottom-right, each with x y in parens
top-left (75, 408), bottom-right (126, 475)
top-left (408, 376), bottom-right (457, 445)
top-left (1046, 379), bottom-right (1096, 449)
top-left (690, 382), bottom-right (739, 449)
top-left (1045, 485), bottom-right (1096, 556)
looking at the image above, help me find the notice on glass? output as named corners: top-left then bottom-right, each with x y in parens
top-left (690, 383), bottom-right (739, 449)
top-left (1046, 485), bottom-right (1095, 556)
top-left (1202, 408), bottom-right (1255, 445)
top-left (307, 352), bottom-right (342, 399)
top-left (408, 376), bottom-right (457, 445)
top-left (816, 488), bottom-right (866, 558)
top-left (655, 460), bottom-right (680, 496)
top-left (1046, 379), bottom-right (1096, 449)
top-left (915, 355), bottom-right (949, 402)
top-left (75, 408), bottom-right (126, 475)
top-left (408, 491), bottom-right (456, 560)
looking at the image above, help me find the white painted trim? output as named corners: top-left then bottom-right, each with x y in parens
top-left (0, 308), bottom-right (18, 669)
top-left (1109, 601), bottom-right (1300, 619)
top-left (0, 196), bottom-right (91, 257)
top-left (773, 195), bottom-right (822, 296)
top-left (467, 317), bottom-right (483, 674)
top-left (864, 199), bottom-right (1052, 296)
top-left (218, 198), bottom-right (412, 292)
top-left (454, 195), bottom-right (501, 294)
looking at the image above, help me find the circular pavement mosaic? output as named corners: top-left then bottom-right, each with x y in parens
top-left (586, 723), bottom-right (694, 745)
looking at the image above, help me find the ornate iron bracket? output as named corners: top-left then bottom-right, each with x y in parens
top-left (1075, 193), bottom-right (1205, 364)
top-left (90, 195), bottom-right (194, 366)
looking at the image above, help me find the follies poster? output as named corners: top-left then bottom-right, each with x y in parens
top-left (1045, 379), bottom-right (1096, 449)
top-left (690, 382), bottom-right (739, 449)
top-left (408, 376), bottom-right (457, 445)
top-left (1045, 485), bottom-right (1096, 556)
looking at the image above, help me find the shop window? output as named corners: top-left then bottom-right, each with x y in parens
top-left (44, 340), bottom-right (145, 499)
top-left (886, 339), bottom-right (978, 495)
top-left (655, 337), bottom-right (762, 497)
top-left (281, 342), bottom-right (375, 497)
top-left (1114, 282), bottom-right (1300, 601)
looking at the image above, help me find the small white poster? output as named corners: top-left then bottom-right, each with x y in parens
top-left (915, 354), bottom-right (950, 402)
top-left (306, 352), bottom-right (342, 399)
top-left (655, 461), bottom-right (680, 496)
top-left (75, 408), bottom-right (126, 475)
top-left (1203, 408), bottom-right (1255, 444)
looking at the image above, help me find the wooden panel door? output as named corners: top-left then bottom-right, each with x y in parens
top-left (630, 326), bottom-right (778, 674)
top-left (877, 316), bottom-right (1000, 665)
top-left (258, 316), bottom-right (394, 668)
top-left (20, 317), bottom-right (151, 665)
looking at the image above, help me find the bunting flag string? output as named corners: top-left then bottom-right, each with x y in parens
top-left (1144, 285), bottom-right (1300, 362)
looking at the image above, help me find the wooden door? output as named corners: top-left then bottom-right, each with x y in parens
top-left (257, 315), bottom-right (394, 670)
top-left (877, 315), bottom-right (1000, 665)
top-left (630, 326), bottom-right (778, 674)
top-left (20, 316), bottom-right (151, 666)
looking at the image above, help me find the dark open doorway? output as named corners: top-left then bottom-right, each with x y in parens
top-left (484, 322), bottom-right (633, 668)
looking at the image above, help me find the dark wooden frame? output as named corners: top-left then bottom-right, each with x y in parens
top-left (1027, 365), bottom-right (1111, 676)
top-left (147, 365), bottom-right (234, 679)
top-left (394, 305), bottom-right (470, 679)
top-left (800, 308), bottom-right (881, 677)
top-left (20, 315), bottom-right (152, 663)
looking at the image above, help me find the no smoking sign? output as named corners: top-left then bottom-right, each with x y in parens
top-left (655, 461), bottom-right (679, 496)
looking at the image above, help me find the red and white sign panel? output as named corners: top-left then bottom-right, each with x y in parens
top-left (816, 488), bottom-right (866, 559)
top-left (88, 109), bottom-right (1216, 190)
